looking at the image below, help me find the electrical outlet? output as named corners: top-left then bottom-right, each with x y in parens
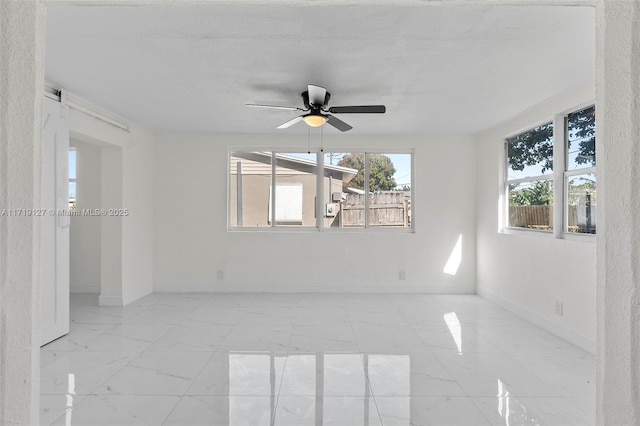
top-left (555, 301), bottom-right (564, 316)
top-left (217, 269), bottom-right (224, 280)
top-left (399, 270), bottom-right (406, 281)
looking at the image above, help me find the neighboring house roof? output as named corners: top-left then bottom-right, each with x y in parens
top-left (346, 187), bottom-right (366, 195)
top-left (231, 151), bottom-right (357, 184)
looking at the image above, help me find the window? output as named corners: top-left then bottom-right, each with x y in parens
top-left (566, 106), bottom-right (596, 234)
top-left (504, 104), bottom-right (596, 235)
top-left (69, 148), bottom-right (76, 210)
top-left (505, 122), bottom-right (554, 231)
top-left (326, 152), bottom-right (411, 229)
top-left (229, 150), bottom-right (413, 230)
top-left (229, 151), bottom-right (317, 228)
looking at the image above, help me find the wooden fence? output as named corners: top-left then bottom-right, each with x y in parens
top-left (510, 205), bottom-right (597, 232)
top-left (509, 205), bottom-right (553, 229)
top-left (341, 192), bottom-right (409, 227)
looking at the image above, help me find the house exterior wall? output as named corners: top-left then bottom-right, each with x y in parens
top-left (228, 155), bottom-right (325, 228)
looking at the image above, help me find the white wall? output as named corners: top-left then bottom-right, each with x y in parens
top-left (153, 133), bottom-right (477, 293)
top-left (69, 140), bottom-right (102, 293)
top-left (120, 123), bottom-right (155, 304)
top-left (475, 83), bottom-right (596, 353)
top-left (69, 107), bottom-right (154, 305)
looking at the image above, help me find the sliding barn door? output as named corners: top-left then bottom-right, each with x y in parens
top-left (40, 96), bottom-right (70, 346)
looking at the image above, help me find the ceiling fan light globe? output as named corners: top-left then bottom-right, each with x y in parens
top-left (303, 114), bottom-right (327, 127)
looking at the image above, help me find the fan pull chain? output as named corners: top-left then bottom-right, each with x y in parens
top-left (320, 125), bottom-right (324, 153)
top-left (307, 126), bottom-right (311, 154)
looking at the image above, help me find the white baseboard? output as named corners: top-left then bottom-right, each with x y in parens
top-left (152, 283), bottom-right (475, 294)
top-left (477, 286), bottom-right (596, 354)
top-left (70, 284), bottom-right (101, 294)
top-left (98, 295), bottom-right (124, 307)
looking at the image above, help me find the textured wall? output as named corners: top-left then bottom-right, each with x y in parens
top-left (596, 1), bottom-right (640, 424)
top-left (0, 2), bottom-right (45, 425)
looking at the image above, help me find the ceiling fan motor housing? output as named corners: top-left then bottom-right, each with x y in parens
top-left (302, 90), bottom-right (331, 110)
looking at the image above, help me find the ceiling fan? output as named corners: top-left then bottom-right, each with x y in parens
top-left (246, 84), bottom-right (386, 132)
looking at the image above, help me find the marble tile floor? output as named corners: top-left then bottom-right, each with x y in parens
top-left (40, 293), bottom-right (595, 426)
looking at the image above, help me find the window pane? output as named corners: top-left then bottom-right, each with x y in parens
top-left (508, 179), bottom-right (553, 231)
top-left (369, 153), bottom-right (411, 228)
top-left (274, 153), bottom-right (317, 227)
top-left (229, 151), bottom-right (272, 227)
top-left (69, 148), bottom-right (76, 210)
top-left (324, 152), bottom-right (363, 228)
top-left (567, 173), bottom-right (596, 234)
top-left (506, 122), bottom-right (554, 180)
top-left (69, 148), bottom-right (76, 179)
top-left (567, 106), bottom-right (596, 170)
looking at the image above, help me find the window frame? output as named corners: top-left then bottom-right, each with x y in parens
top-left (502, 102), bottom-right (596, 240)
top-left (503, 119), bottom-right (555, 234)
top-left (562, 104), bottom-right (597, 237)
top-left (228, 147), bottom-right (414, 233)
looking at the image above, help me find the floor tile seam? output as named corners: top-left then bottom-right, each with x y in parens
top-left (41, 393), bottom-right (90, 426)
top-left (39, 351), bottom-right (71, 368)
top-left (427, 352), bottom-right (474, 399)
top-left (272, 323), bottom-right (296, 424)
top-left (79, 351), bottom-right (140, 397)
top-left (155, 394), bottom-right (184, 426)
top-left (182, 351), bottom-right (220, 398)
top-left (69, 319), bottom-right (125, 326)
top-left (137, 323), bottom-right (184, 351)
top-left (72, 330), bottom-right (162, 352)
top-left (458, 392), bottom-right (496, 425)
top-left (348, 314), bottom-right (367, 356)
top-left (81, 391), bottom-right (186, 396)
top-left (359, 353), bottom-right (386, 426)
top-left (505, 351), bottom-right (582, 388)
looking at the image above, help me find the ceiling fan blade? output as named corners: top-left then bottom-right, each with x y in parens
top-left (277, 116), bottom-right (304, 129)
top-left (328, 105), bottom-right (386, 114)
top-left (326, 115), bottom-right (353, 132)
top-left (246, 104), bottom-right (304, 111)
top-left (307, 85), bottom-right (327, 106)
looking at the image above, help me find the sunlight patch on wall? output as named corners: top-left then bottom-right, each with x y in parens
top-left (443, 234), bottom-right (462, 276)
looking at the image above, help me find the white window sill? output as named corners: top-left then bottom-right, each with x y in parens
top-left (501, 227), bottom-right (596, 243)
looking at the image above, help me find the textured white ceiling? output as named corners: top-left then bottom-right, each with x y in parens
top-left (45, 4), bottom-right (594, 136)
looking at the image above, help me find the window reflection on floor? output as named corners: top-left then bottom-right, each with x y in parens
top-left (226, 352), bottom-right (410, 425)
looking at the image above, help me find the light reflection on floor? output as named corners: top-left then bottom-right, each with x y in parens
top-left (40, 293), bottom-right (595, 425)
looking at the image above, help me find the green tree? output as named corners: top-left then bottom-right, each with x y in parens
top-left (509, 180), bottom-right (553, 206)
top-left (568, 177), bottom-right (596, 206)
top-left (337, 153), bottom-right (397, 191)
top-left (507, 123), bottom-right (554, 173)
top-left (567, 106), bottom-right (596, 166)
top-left (507, 106), bottom-right (596, 174)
